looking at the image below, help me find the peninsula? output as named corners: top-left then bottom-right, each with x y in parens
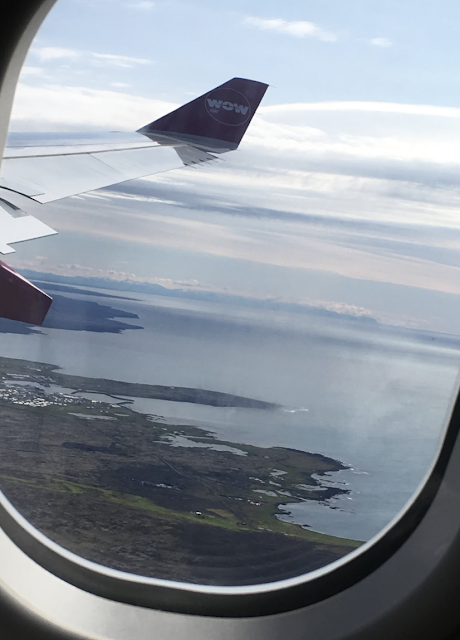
top-left (0, 355), bottom-right (361, 585)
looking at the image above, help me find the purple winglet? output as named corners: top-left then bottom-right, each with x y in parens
top-left (138, 77), bottom-right (268, 152)
top-left (0, 260), bottom-right (52, 325)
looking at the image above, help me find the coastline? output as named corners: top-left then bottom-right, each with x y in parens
top-left (0, 354), bottom-right (361, 584)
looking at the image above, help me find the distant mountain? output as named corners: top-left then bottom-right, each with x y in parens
top-left (18, 269), bottom-right (379, 326)
top-left (32, 281), bottom-right (136, 301)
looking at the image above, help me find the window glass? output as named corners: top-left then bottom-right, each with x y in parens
top-left (1, 0), bottom-right (460, 585)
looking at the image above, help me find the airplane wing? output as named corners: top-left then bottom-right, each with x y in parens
top-left (0, 77), bottom-right (268, 324)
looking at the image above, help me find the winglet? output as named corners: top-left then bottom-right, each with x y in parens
top-left (137, 77), bottom-right (268, 153)
top-left (0, 261), bottom-right (52, 325)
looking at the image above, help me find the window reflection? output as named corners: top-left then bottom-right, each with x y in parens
top-left (0, 0), bottom-right (459, 585)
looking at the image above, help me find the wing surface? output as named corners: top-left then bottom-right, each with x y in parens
top-left (0, 198), bottom-right (56, 254)
top-left (2, 139), bottom-right (189, 204)
top-left (1, 77), bottom-right (268, 205)
top-left (0, 77), bottom-right (268, 323)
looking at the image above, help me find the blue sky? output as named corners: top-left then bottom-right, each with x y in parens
top-left (7, 0), bottom-right (460, 333)
top-left (16, 0), bottom-right (460, 105)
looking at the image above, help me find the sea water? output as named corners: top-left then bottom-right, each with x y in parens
top-left (0, 286), bottom-right (458, 541)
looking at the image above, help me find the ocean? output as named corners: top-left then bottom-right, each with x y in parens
top-left (0, 283), bottom-right (458, 542)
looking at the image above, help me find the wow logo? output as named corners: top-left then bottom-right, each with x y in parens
top-left (205, 88), bottom-right (251, 126)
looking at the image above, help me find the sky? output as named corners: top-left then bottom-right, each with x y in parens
top-left (6, 0), bottom-right (460, 333)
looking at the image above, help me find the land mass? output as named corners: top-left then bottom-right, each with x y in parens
top-left (0, 356), bottom-right (278, 410)
top-left (0, 294), bottom-right (143, 335)
top-left (0, 355), bottom-right (361, 585)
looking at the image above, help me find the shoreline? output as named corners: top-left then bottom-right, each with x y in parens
top-left (0, 354), bottom-right (362, 584)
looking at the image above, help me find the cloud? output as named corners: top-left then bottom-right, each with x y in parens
top-left (10, 82), bottom-right (460, 330)
top-left (12, 83), bottom-right (460, 228)
top-left (16, 257), bottom-right (201, 289)
top-left (261, 101), bottom-right (460, 118)
top-left (243, 16), bottom-right (337, 42)
top-left (10, 83), bottom-right (175, 130)
top-left (20, 66), bottom-right (48, 77)
top-left (32, 47), bottom-right (80, 62)
top-left (128, 0), bottom-right (156, 8)
top-left (28, 182), bottom-right (460, 304)
top-left (91, 52), bottom-right (151, 68)
top-left (105, 182), bottom-right (460, 248)
top-left (10, 253), bottom-right (403, 325)
top-left (370, 37), bottom-right (392, 48)
top-left (31, 46), bottom-right (152, 69)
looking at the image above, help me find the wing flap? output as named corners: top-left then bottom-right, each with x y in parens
top-left (0, 201), bottom-right (56, 254)
top-left (93, 146), bottom-right (183, 182)
top-left (175, 146), bottom-right (218, 166)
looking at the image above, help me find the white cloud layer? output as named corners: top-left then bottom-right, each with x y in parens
top-left (370, 37), bottom-right (392, 47)
top-left (31, 46), bottom-right (152, 68)
top-left (32, 47), bottom-right (79, 62)
top-left (262, 101), bottom-right (460, 118)
top-left (128, 1), bottom-right (156, 8)
top-left (243, 16), bottom-right (337, 42)
top-left (9, 81), bottom-right (460, 329)
top-left (10, 83), bottom-right (174, 130)
top-left (91, 52), bottom-right (151, 68)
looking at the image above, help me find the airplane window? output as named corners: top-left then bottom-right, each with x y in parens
top-left (1, 0), bottom-right (460, 590)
